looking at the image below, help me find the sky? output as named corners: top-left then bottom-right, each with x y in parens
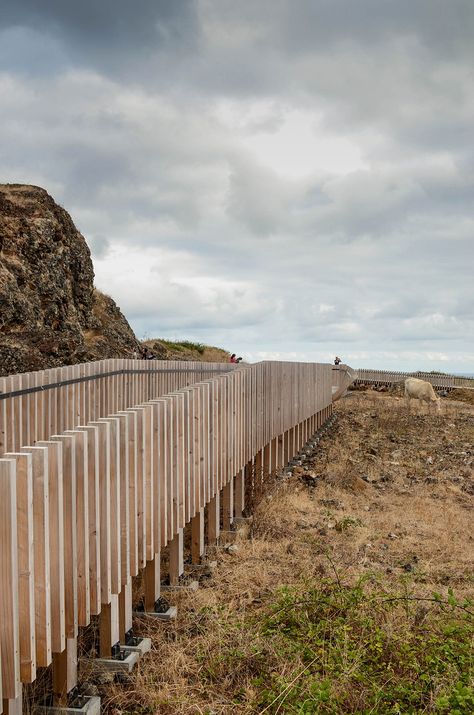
top-left (1, 1), bottom-right (473, 372)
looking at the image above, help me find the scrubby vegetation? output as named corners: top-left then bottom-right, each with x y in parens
top-left (189, 578), bottom-right (472, 714)
top-left (156, 338), bottom-right (207, 354)
top-left (143, 337), bottom-right (231, 363)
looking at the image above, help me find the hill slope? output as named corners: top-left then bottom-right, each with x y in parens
top-left (143, 337), bottom-right (231, 363)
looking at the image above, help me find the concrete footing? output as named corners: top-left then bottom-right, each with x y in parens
top-left (80, 649), bottom-right (139, 675)
top-left (133, 606), bottom-right (178, 621)
top-left (33, 696), bottom-right (101, 715)
top-left (120, 637), bottom-right (152, 656)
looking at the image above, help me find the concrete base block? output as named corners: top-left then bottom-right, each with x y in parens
top-left (34, 696), bottom-right (101, 715)
top-left (161, 580), bottom-right (199, 593)
top-left (120, 637), bottom-right (152, 656)
top-left (80, 650), bottom-right (139, 675)
top-left (133, 606), bottom-right (177, 621)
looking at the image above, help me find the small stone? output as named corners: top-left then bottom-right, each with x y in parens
top-left (227, 544), bottom-right (239, 555)
top-left (388, 532), bottom-right (398, 539)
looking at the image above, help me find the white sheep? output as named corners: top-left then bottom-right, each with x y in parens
top-left (404, 377), bottom-right (441, 413)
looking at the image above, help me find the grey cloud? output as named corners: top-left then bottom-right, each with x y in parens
top-left (88, 235), bottom-right (111, 259)
top-left (226, 160), bottom-right (299, 235)
top-left (0, 27), bottom-right (70, 76)
top-left (1, 0), bottom-right (197, 53)
top-left (1, 1), bottom-right (473, 370)
top-left (269, 0), bottom-right (474, 60)
top-left (199, 1), bottom-right (474, 61)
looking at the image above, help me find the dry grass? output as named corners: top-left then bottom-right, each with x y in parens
top-left (86, 391), bottom-right (473, 714)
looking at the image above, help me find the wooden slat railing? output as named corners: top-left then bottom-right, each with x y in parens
top-left (0, 359), bottom-right (234, 456)
top-left (0, 359), bottom-right (337, 712)
top-left (355, 368), bottom-right (474, 390)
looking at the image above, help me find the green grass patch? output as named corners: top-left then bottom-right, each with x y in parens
top-left (156, 338), bottom-right (207, 354)
top-left (199, 578), bottom-right (473, 714)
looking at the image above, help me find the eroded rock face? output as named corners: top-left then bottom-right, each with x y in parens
top-left (0, 184), bottom-right (140, 376)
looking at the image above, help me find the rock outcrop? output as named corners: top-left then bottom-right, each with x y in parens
top-left (0, 184), bottom-right (140, 376)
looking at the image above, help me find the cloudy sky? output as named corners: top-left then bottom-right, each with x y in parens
top-left (1, 1), bottom-right (473, 372)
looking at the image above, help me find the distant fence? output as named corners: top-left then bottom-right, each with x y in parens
top-left (354, 368), bottom-right (474, 390)
top-left (0, 358), bottom-right (343, 712)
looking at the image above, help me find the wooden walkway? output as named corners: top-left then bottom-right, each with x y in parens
top-left (0, 358), bottom-right (347, 712)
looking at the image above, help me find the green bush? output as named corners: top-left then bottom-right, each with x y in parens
top-left (200, 578), bottom-right (473, 714)
top-left (157, 338), bottom-right (206, 354)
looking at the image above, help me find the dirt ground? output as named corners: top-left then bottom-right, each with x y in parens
top-left (96, 389), bottom-right (473, 714)
top-left (290, 389), bottom-right (473, 598)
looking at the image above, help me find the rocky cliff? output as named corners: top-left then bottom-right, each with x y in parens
top-left (0, 184), bottom-right (140, 376)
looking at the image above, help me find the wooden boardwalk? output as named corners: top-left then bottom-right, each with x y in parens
top-left (0, 358), bottom-right (351, 712)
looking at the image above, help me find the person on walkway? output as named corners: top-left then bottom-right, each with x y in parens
top-left (334, 356), bottom-right (342, 365)
top-left (230, 354), bottom-right (237, 363)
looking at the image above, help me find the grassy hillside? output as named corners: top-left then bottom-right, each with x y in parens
top-left (142, 338), bottom-right (231, 363)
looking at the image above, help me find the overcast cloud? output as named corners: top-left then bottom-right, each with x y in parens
top-left (1, 1), bottom-right (473, 371)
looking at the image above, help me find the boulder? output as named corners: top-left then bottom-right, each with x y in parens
top-left (0, 184), bottom-right (140, 375)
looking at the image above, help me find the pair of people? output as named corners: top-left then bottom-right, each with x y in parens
top-left (230, 353), bottom-right (242, 364)
top-left (141, 347), bottom-right (156, 360)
